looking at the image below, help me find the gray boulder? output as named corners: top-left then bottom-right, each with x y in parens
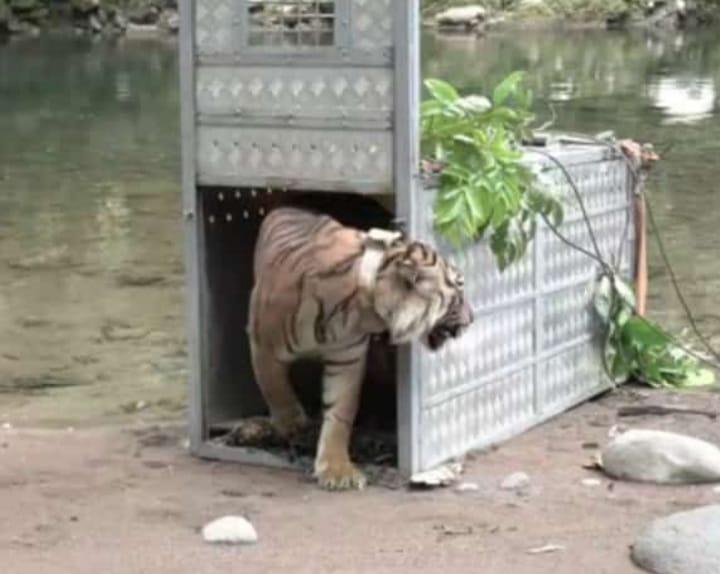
top-left (601, 429), bottom-right (720, 484)
top-left (631, 505), bottom-right (720, 574)
top-left (159, 8), bottom-right (178, 33)
top-left (435, 5), bottom-right (486, 29)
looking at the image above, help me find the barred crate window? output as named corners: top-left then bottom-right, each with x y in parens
top-left (248, 0), bottom-right (336, 47)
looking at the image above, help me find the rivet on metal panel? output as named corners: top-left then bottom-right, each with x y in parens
top-left (208, 215), bottom-right (215, 224)
top-left (259, 207), bottom-right (265, 216)
top-left (218, 191), bottom-right (224, 201)
top-left (235, 190), bottom-right (241, 199)
top-left (251, 189), bottom-right (257, 197)
top-left (266, 188), bottom-right (272, 195)
top-left (226, 213), bottom-right (233, 222)
top-left (243, 210), bottom-right (249, 219)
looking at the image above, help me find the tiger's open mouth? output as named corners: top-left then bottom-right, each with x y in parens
top-left (424, 299), bottom-right (474, 351)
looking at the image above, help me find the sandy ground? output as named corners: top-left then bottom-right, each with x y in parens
top-left (3, 387), bottom-right (720, 574)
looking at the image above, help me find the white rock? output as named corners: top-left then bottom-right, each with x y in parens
top-left (527, 544), bottom-right (565, 554)
top-left (202, 516), bottom-right (257, 545)
top-left (435, 5), bottom-right (486, 27)
top-left (581, 478), bottom-right (602, 487)
top-left (601, 429), bottom-right (720, 484)
top-left (1, 422), bottom-right (12, 430)
top-left (632, 505), bottom-right (720, 574)
top-left (456, 481), bottom-right (479, 492)
top-left (713, 485), bottom-right (720, 494)
top-left (410, 462), bottom-right (463, 488)
top-left (501, 472), bottom-right (530, 491)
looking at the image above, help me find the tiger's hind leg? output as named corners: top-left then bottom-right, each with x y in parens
top-left (250, 342), bottom-right (309, 439)
top-left (314, 341), bottom-right (369, 491)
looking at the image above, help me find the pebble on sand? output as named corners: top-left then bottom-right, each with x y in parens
top-left (501, 472), bottom-right (530, 491)
top-left (202, 516), bottom-right (257, 545)
top-left (456, 481), bottom-right (480, 492)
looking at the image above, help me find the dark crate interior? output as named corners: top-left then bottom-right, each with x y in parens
top-left (199, 187), bottom-right (400, 466)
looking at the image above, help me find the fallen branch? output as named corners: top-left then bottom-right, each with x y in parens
top-left (617, 405), bottom-right (718, 420)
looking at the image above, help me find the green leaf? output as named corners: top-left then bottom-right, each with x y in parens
top-left (613, 275), bottom-right (637, 310)
top-left (593, 274), bottom-right (614, 324)
top-left (425, 78), bottom-right (460, 105)
top-left (684, 368), bottom-right (716, 387)
top-left (621, 317), bottom-right (670, 349)
top-left (456, 95), bottom-right (492, 114)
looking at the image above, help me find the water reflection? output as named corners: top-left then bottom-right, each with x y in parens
top-left (648, 76), bottom-right (716, 124)
top-left (0, 28), bottom-right (719, 422)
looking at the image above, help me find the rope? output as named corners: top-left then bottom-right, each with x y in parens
top-left (535, 143), bottom-right (720, 374)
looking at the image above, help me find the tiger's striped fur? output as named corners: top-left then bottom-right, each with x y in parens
top-left (248, 206), bottom-right (472, 490)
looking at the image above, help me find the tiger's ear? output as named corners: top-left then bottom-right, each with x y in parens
top-left (397, 255), bottom-right (420, 285)
top-left (367, 228), bottom-right (403, 249)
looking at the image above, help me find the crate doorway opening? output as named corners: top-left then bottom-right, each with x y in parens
top-left (199, 187), bottom-right (400, 471)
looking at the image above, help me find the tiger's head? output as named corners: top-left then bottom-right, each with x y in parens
top-left (369, 239), bottom-right (473, 350)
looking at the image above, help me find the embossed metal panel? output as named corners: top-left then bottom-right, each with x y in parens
top-left (191, 0), bottom-right (396, 191)
top-left (196, 66), bottom-right (393, 118)
top-left (413, 143), bottom-right (635, 471)
top-left (196, 126), bottom-right (392, 190)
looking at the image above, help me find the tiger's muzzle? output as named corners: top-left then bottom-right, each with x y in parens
top-left (425, 297), bottom-right (474, 351)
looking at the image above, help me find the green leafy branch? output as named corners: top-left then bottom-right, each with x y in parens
top-left (593, 274), bottom-right (715, 389)
top-left (421, 72), bottom-right (563, 270)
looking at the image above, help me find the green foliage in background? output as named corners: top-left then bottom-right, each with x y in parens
top-left (420, 73), bottom-right (562, 270)
top-left (594, 274), bottom-right (715, 388)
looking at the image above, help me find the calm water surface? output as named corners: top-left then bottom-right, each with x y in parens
top-left (0, 29), bottom-right (718, 421)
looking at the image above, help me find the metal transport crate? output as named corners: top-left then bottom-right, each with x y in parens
top-left (179, 0), bottom-right (635, 476)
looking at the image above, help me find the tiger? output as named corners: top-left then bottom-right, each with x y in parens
top-left (248, 206), bottom-right (473, 490)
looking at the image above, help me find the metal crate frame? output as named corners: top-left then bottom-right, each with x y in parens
top-left (180, 0), bottom-right (635, 476)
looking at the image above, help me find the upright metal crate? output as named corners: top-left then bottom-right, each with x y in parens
top-left (180, 0), bottom-right (635, 476)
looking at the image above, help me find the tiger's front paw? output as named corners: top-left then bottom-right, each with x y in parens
top-left (314, 458), bottom-right (367, 491)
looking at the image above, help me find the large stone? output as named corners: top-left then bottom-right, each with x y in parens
top-left (601, 429), bottom-right (720, 484)
top-left (128, 4), bottom-right (159, 25)
top-left (71, 0), bottom-right (99, 15)
top-left (631, 505), bottom-right (720, 574)
top-left (158, 8), bottom-right (178, 33)
top-left (435, 5), bottom-right (486, 28)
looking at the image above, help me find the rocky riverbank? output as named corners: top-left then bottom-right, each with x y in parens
top-left (0, 0), bottom-right (178, 37)
top-left (2, 0), bottom-right (719, 41)
top-left (428, 0), bottom-right (720, 33)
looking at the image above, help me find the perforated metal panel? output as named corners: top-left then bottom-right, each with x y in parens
top-left (411, 143), bottom-right (635, 470)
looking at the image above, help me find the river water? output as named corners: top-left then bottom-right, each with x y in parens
top-left (0, 29), bottom-right (718, 425)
